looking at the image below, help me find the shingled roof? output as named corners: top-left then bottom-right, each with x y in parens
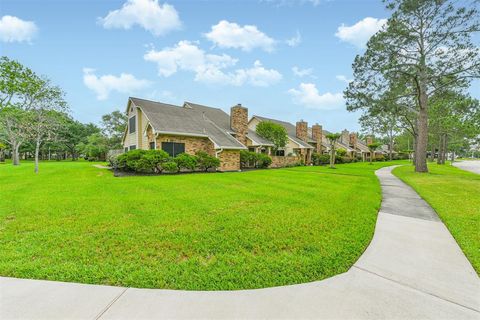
top-left (252, 115), bottom-right (314, 149)
top-left (129, 97), bottom-right (246, 150)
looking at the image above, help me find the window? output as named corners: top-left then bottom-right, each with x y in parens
top-left (248, 147), bottom-right (256, 152)
top-left (149, 141), bottom-right (155, 150)
top-left (124, 147), bottom-right (128, 153)
top-left (162, 142), bottom-right (185, 157)
top-left (275, 150), bottom-right (285, 156)
top-left (129, 145), bottom-right (136, 150)
top-left (129, 116), bottom-right (136, 134)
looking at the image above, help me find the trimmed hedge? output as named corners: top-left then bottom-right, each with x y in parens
top-left (111, 150), bottom-right (220, 174)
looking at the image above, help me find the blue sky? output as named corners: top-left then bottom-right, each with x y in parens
top-left (0, 0), bottom-right (415, 132)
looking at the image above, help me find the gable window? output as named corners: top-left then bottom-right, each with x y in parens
top-left (129, 145), bottom-right (136, 150)
top-left (275, 150), bottom-right (285, 156)
top-left (129, 116), bottom-right (136, 134)
top-left (162, 142), bottom-right (185, 157)
top-left (149, 141), bottom-right (155, 150)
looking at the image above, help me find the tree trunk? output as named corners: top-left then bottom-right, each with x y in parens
top-left (437, 135), bottom-right (443, 164)
top-left (13, 142), bottom-right (20, 165)
top-left (429, 144), bottom-right (435, 162)
top-left (389, 135), bottom-right (393, 161)
top-left (34, 138), bottom-right (40, 174)
top-left (329, 144), bottom-right (335, 168)
top-left (415, 103), bottom-right (428, 172)
top-left (442, 135), bottom-right (448, 164)
top-left (451, 150), bottom-right (455, 163)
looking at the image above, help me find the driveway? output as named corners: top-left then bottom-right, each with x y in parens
top-left (1, 165), bottom-right (479, 319)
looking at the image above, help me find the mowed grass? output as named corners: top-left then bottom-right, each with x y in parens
top-left (393, 163), bottom-right (480, 273)
top-left (0, 160), bottom-right (400, 290)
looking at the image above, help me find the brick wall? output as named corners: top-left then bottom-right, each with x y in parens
top-left (218, 150), bottom-right (241, 171)
top-left (155, 134), bottom-right (215, 156)
top-left (312, 124), bottom-right (323, 154)
top-left (270, 155), bottom-right (301, 168)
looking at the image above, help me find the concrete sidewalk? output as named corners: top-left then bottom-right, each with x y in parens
top-left (453, 160), bottom-right (480, 174)
top-left (1, 166), bottom-right (479, 319)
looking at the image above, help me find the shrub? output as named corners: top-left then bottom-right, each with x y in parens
top-left (375, 154), bottom-right (386, 162)
top-left (312, 153), bottom-right (330, 165)
top-left (135, 150), bottom-right (170, 173)
top-left (174, 153), bottom-right (198, 172)
top-left (336, 148), bottom-right (347, 157)
top-left (162, 161), bottom-right (178, 173)
top-left (196, 151), bottom-right (220, 172)
top-left (256, 153), bottom-right (272, 168)
top-left (341, 156), bottom-right (352, 163)
top-left (115, 149), bottom-right (147, 171)
top-left (240, 150), bottom-right (257, 168)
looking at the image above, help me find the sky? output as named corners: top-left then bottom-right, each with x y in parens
top-left (1, 0), bottom-right (469, 133)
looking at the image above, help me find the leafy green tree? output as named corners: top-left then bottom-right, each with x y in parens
top-left (345, 0), bottom-right (480, 172)
top-left (0, 107), bottom-right (30, 165)
top-left (101, 110), bottom-right (127, 149)
top-left (326, 133), bottom-right (341, 168)
top-left (80, 133), bottom-right (109, 161)
top-left (255, 121), bottom-right (288, 152)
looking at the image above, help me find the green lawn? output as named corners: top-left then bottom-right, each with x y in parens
top-left (0, 160), bottom-right (401, 290)
top-left (393, 163), bottom-right (480, 274)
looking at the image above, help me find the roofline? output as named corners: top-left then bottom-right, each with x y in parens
top-left (246, 136), bottom-right (275, 147)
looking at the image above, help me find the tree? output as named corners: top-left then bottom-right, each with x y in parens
top-left (23, 76), bottom-right (68, 173)
top-left (345, 0), bottom-right (480, 172)
top-left (255, 121), bottom-right (288, 153)
top-left (326, 133), bottom-right (341, 168)
top-left (0, 56), bottom-right (29, 110)
top-left (80, 133), bottom-right (109, 161)
top-left (0, 141), bottom-right (5, 162)
top-left (0, 107), bottom-right (29, 165)
top-left (101, 110), bottom-right (127, 149)
top-left (367, 142), bottom-right (382, 164)
top-left (58, 116), bottom-right (100, 160)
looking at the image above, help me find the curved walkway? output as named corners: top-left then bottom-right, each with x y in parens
top-left (453, 160), bottom-right (480, 174)
top-left (1, 166), bottom-right (479, 319)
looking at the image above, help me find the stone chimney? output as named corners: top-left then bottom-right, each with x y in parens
top-left (296, 120), bottom-right (308, 142)
top-left (341, 129), bottom-right (349, 145)
top-left (349, 132), bottom-right (358, 148)
top-left (312, 124), bottom-right (323, 154)
top-left (366, 136), bottom-right (373, 146)
top-left (230, 104), bottom-right (248, 146)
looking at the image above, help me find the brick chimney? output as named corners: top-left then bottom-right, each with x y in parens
top-left (341, 129), bottom-right (349, 145)
top-left (366, 136), bottom-right (373, 146)
top-left (230, 104), bottom-right (248, 146)
top-left (349, 132), bottom-right (358, 148)
top-left (296, 120), bottom-right (308, 142)
top-left (312, 124), bottom-right (323, 154)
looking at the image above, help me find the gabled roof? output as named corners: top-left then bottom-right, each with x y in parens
top-left (322, 129), bottom-right (355, 152)
top-left (252, 115), bottom-right (313, 149)
top-left (129, 97), bottom-right (246, 150)
top-left (184, 101), bottom-right (233, 133)
top-left (247, 130), bottom-right (275, 147)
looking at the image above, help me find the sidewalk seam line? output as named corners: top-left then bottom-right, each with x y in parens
top-left (95, 287), bottom-right (129, 320)
top-left (353, 266), bottom-right (480, 314)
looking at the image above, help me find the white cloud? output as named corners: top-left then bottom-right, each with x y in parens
top-left (144, 41), bottom-right (282, 87)
top-left (335, 17), bottom-right (387, 49)
top-left (336, 75), bottom-right (353, 84)
top-left (286, 31), bottom-right (301, 47)
top-left (99, 0), bottom-right (181, 36)
top-left (0, 15), bottom-right (38, 43)
top-left (83, 68), bottom-right (151, 100)
top-left (263, 0), bottom-right (322, 6)
top-left (288, 83), bottom-right (344, 110)
top-left (292, 66), bottom-right (313, 77)
top-left (204, 20), bottom-right (275, 52)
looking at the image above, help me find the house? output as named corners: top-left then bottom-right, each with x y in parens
top-left (247, 116), bottom-right (314, 164)
top-left (122, 97), bottom-right (247, 171)
top-left (122, 97), bottom-right (386, 171)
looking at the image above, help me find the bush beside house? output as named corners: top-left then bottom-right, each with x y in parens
top-left (111, 150), bottom-right (221, 174)
top-left (240, 150), bottom-right (272, 169)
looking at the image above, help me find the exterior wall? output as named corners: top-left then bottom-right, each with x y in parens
top-left (366, 136), bottom-right (373, 145)
top-left (230, 105), bottom-right (248, 146)
top-left (124, 103), bottom-right (137, 150)
top-left (155, 134), bottom-right (215, 156)
top-left (218, 150), bottom-right (241, 171)
top-left (296, 121), bottom-right (308, 142)
top-left (349, 133), bottom-right (358, 149)
top-left (341, 129), bottom-right (349, 145)
top-left (137, 108), bottom-right (149, 150)
top-left (270, 155), bottom-right (301, 168)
